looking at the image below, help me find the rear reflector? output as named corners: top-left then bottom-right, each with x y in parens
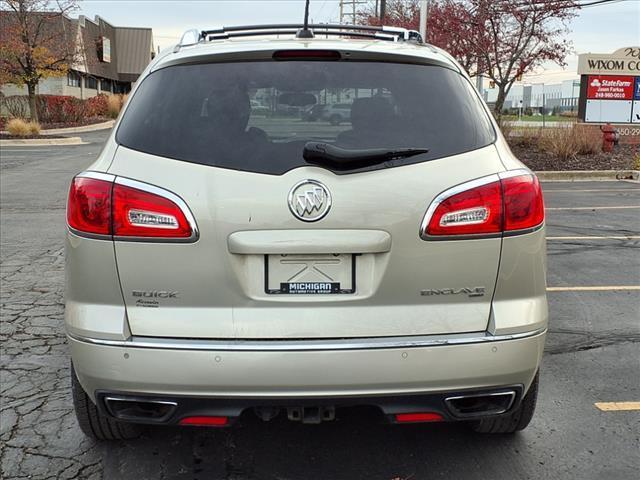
top-left (67, 174), bottom-right (195, 240)
top-left (273, 49), bottom-right (341, 60)
top-left (179, 416), bottom-right (228, 427)
top-left (422, 171), bottom-right (544, 239)
top-left (395, 412), bottom-right (444, 423)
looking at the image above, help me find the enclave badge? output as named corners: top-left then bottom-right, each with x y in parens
top-left (421, 287), bottom-right (485, 298)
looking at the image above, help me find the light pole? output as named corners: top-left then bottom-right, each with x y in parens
top-left (419, 0), bottom-right (428, 40)
top-left (541, 83), bottom-right (546, 128)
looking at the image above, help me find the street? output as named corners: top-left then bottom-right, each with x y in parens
top-left (1, 129), bottom-right (639, 480)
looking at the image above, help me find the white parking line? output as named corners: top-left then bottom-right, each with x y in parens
top-left (547, 286), bottom-right (640, 292)
top-left (547, 236), bottom-right (640, 240)
top-left (595, 402), bottom-right (640, 412)
top-left (1, 148), bottom-right (55, 151)
top-left (546, 206), bottom-right (640, 211)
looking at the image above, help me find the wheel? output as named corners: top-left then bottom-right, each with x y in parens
top-left (329, 114), bottom-right (341, 126)
top-left (471, 372), bottom-right (539, 434)
top-left (71, 362), bottom-right (142, 440)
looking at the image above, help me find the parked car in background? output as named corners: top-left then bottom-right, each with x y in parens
top-left (321, 103), bottom-right (352, 125)
top-left (301, 103), bottom-right (326, 121)
top-left (66, 24), bottom-right (546, 441)
top-left (250, 99), bottom-right (270, 116)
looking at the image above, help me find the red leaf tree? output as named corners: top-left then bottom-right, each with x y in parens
top-left (0, 0), bottom-right (79, 121)
top-left (360, 0), bottom-right (578, 114)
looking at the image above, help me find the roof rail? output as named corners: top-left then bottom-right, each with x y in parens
top-left (174, 24), bottom-right (423, 49)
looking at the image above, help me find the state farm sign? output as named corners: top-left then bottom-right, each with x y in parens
top-left (579, 48), bottom-right (640, 124)
top-left (587, 76), bottom-right (634, 100)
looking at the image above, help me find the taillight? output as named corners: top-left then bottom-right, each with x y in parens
top-left (112, 183), bottom-right (192, 238)
top-left (421, 171), bottom-right (544, 239)
top-left (501, 174), bottom-right (545, 231)
top-left (67, 177), bottom-right (113, 235)
top-left (66, 174), bottom-right (196, 241)
top-left (424, 180), bottom-right (503, 237)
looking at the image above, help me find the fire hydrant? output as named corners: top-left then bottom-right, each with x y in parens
top-left (600, 123), bottom-right (619, 153)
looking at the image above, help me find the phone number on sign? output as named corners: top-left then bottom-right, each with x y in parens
top-left (617, 128), bottom-right (640, 136)
top-left (593, 92), bottom-right (629, 99)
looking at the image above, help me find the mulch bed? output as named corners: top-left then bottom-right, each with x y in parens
top-left (40, 117), bottom-right (111, 130)
top-left (510, 143), bottom-right (637, 171)
top-left (0, 133), bottom-right (66, 139)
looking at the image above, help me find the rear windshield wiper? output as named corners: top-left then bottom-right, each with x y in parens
top-left (303, 142), bottom-right (429, 170)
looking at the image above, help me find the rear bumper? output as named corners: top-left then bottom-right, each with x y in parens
top-left (95, 385), bottom-right (524, 426)
top-left (69, 329), bottom-right (545, 401)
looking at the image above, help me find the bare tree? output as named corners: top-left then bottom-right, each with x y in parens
top-left (0, 0), bottom-right (79, 121)
top-left (359, 0), bottom-right (578, 114)
top-left (472, 0), bottom-right (577, 114)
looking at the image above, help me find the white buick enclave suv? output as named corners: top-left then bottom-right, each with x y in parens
top-left (65, 24), bottom-right (547, 440)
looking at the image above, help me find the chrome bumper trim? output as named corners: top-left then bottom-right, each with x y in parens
top-left (67, 328), bottom-right (546, 352)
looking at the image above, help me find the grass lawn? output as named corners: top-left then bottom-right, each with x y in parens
top-left (503, 115), bottom-right (577, 123)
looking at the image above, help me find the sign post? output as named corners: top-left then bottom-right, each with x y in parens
top-left (633, 77), bottom-right (640, 123)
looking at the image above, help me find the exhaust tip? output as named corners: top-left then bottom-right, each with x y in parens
top-left (104, 396), bottom-right (177, 422)
top-left (445, 390), bottom-right (516, 418)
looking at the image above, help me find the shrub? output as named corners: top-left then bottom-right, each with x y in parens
top-left (7, 118), bottom-right (31, 136)
top-left (35, 95), bottom-right (90, 124)
top-left (510, 127), bottom-right (542, 148)
top-left (495, 115), bottom-right (512, 138)
top-left (27, 121), bottom-right (41, 136)
top-left (560, 110), bottom-right (578, 118)
top-left (573, 126), bottom-right (600, 155)
top-left (538, 128), bottom-right (577, 160)
top-left (537, 125), bottom-right (601, 160)
top-left (3, 94), bottom-right (116, 126)
top-left (86, 94), bottom-right (109, 117)
top-left (1, 96), bottom-right (30, 119)
top-left (106, 94), bottom-right (127, 118)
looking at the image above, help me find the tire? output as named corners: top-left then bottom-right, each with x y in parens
top-left (329, 114), bottom-right (341, 126)
top-left (471, 372), bottom-right (539, 434)
top-left (71, 363), bottom-right (142, 441)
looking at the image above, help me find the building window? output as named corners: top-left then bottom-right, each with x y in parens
top-left (67, 71), bottom-right (80, 87)
top-left (85, 76), bottom-right (97, 90)
top-left (101, 79), bottom-right (113, 93)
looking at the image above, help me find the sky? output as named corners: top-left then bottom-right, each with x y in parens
top-left (74, 0), bottom-right (640, 84)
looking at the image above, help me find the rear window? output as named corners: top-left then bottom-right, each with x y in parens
top-left (116, 60), bottom-right (495, 175)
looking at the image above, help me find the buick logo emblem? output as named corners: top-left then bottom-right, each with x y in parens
top-left (288, 180), bottom-right (332, 222)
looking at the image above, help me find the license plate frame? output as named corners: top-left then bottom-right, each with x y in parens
top-left (264, 254), bottom-right (356, 295)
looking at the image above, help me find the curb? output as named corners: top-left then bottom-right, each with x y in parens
top-left (0, 136), bottom-right (85, 146)
top-left (40, 120), bottom-right (115, 135)
top-left (535, 170), bottom-right (639, 182)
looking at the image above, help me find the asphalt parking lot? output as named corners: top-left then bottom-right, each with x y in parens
top-left (1, 129), bottom-right (639, 480)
